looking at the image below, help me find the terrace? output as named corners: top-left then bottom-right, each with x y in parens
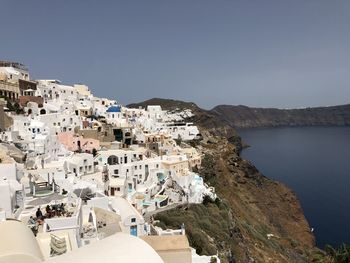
top-left (0, 60), bottom-right (28, 71)
top-left (18, 197), bottom-right (81, 236)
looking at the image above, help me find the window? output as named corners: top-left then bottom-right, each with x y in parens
top-left (131, 218), bottom-right (136, 223)
top-left (114, 169), bottom-right (119, 174)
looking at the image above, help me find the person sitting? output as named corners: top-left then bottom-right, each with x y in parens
top-left (28, 216), bottom-right (36, 225)
top-left (36, 207), bottom-right (43, 219)
top-left (59, 203), bottom-right (65, 213)
top-left (46, 205), bottom-right (53, 218)
top-left (28, 216), bottom-right (38, 236)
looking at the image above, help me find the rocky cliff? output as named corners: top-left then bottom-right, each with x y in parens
top-left (128, 98), bottom-right (350, 130)
top-left (211, 104), bottom-right (350, 129)
top-left (128, 98), bottom-right (327, 262)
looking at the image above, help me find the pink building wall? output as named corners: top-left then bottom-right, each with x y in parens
top-left (57, 132), bottom-right (100, 152)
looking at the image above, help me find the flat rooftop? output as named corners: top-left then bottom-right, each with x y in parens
top-left (0, 61), bottom-right (27, 71)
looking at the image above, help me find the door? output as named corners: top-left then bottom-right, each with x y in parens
top-left (130, 225), bottom-right (137, 236)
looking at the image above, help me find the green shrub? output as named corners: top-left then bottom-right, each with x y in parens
top-left (154, 203), bottom-right (231, 256)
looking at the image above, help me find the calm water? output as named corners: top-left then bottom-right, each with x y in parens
top-left (239, 126), bottom-right (350, 248)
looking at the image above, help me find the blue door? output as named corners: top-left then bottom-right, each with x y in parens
top-left (130, 225), bottom-right (137, 236)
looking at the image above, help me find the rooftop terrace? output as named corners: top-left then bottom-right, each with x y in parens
top-left (0, 61), bottom-right (28, 71)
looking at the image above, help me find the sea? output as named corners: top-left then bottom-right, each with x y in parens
top-left (239, 126), bottom-right (350, 248)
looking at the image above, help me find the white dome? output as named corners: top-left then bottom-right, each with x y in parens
top-left (0, 220), bottom-right (44, 263)
top-left (0, 220), bottom-right (164, 263)
top-left (45, 233), bottom-right (164, 263)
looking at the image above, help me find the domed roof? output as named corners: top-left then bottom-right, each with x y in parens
top-left (45, 233), bottom-right (164, 263)
top-left (106, 105), bottom-right (121, 113)
top-left (0, 220), bottom-right (44, 263)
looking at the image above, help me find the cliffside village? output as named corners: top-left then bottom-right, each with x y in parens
top-left (0, 61), bottom-right (219, 263)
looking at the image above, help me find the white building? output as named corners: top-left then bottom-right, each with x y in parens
top-left (110, 197), bottom-right (145, 237)
top-left (0, 152), bottom-right (24, 218)
top-left (38, 112), bottom-right (81, 134)
top-left (166, 122), bottom-right (201, 141)
top-left (36, 80), bottom-right (79, 102)
top-left (65, 153), bottom-right (95, 177)
top-left (0, 61), bottom-right (30, 83)
top-left (105, 105), bottom-right (125, 126)
top-left (96, 148), bottom-right (163, 197)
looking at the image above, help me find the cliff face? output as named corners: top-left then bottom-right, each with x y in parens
top-left (130, 98), bottom-right (322, 262)
top-left (156, 140), bottom-right (318, 262)
top-left (211, 104), bottom-right (350, 128)
top-left (194, 139), bottom-right (315, 262)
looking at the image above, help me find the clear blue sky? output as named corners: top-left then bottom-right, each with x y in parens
top-left (1, 0), bottom-right (350, 109)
